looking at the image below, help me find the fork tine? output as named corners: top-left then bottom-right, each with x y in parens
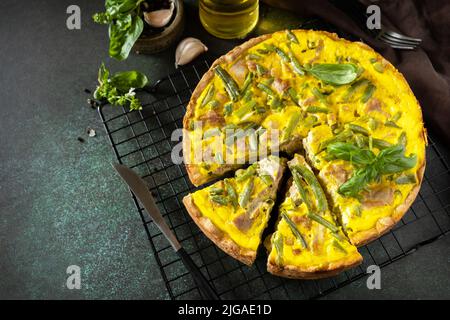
top-left (384, 30), bottom-right (422, 43)
top-left (390, 44), bottom-right (416, 50)
top-left (382, 32), bottom-right (422, 46)
top-left (378, 35), bottom-right (416, 50)
top-left (379, 36), bottom-right (415, 49)
top-left (381, 33), bottom-right (420, 48)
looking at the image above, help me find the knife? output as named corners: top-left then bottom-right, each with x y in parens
top-left (113, 163), bottom-right (220, 300)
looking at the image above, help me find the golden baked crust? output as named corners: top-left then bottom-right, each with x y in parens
top-left (267, 251), bottom-right (362, 279)
top-left (183, 194), bottom-right (256, 265)
top-left (350, 158), bottom-right (426, 246)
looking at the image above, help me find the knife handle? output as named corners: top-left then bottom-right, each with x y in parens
top-left (177, 248), bottom-right (220, 300)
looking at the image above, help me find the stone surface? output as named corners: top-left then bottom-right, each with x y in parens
top-left (321, 235), bottom-right (450, 300)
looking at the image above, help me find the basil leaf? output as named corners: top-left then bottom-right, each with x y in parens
top-left (327, 142), bottom-right (376, 166)
top-left (332, 143), bottom-right (417, 198)
top-left (109, 15), bottom-right (143, 60)
top-left (338, 167), bottom-right (370, 197)
top-left (94, 0), bottom-right (145, 60)
top-left (111, 70), bottom-right (148, 91)
top-left (377, 145), bottom-right (417, 174)
top-left (93, 63), bottom-right (147, 111)
top-left (307, 63), bottom-right (358, 85)
top-left (106, 0), bottom-right (142, 16)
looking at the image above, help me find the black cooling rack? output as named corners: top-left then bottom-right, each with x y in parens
top-left (97, 58), bottom-right (450, 300)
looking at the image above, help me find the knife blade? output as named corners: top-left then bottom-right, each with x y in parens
top-left (112, 163), bottom-right (220, 300)
top-left (113, 163), bottom-right (181, 251)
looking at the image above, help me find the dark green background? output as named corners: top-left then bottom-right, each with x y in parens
top-left (0, 0), bottom-right (449, 299)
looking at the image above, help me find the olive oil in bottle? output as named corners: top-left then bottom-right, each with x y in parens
top-left (199, 0), bottom-right (259, 39)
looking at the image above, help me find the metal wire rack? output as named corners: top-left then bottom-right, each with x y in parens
top-left (98, 58), bottom-right (450, 300)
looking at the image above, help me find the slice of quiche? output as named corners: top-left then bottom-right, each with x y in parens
top-left (267, 154), bottom-right (362, 278)
top-left (316, 142), bottom-right (424, 246)
top-left (183, 156), bottom-right (287, 265)
top-left (302, 122), bottom-right (424, 246)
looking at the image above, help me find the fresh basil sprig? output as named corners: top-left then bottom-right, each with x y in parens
top-left (93, 63), bottom-right (148, 111)
top-left (338, 166), bottom-right (377, 198)
top-left (375, 144), bottom-right (417, 174)
top-left (327, 142), bottom-right (417, 198)
top-left (326, 142), bottom-right (375, 167)
top-left (306, 63), bottom-right (358, 85)
top-left (93, 0), bottom-right (145, 60)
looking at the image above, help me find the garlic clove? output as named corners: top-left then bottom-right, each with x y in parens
top-left (175, 37), bottom-right (208, 68)
top-left (144, 1), bottom-right (174, 28)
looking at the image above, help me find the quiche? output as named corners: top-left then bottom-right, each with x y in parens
top-left (182, 156), bottom-right (287, 265)
top-left (266, 155), bottom-right (362, 278)
top-left (182, 29), bottom-right (426, 276)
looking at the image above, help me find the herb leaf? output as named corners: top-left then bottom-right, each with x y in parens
top-left (93, 0), bottom-right (144, 60)
top-left (307, 63), bottom-right (358, 85)
top-left (93, 63), bottom-right (148, 111)
top-left (110, 70), bottom-right (149, 91)
top-left (108, 14), bottom-right (143, 60)
top-left (338, 167), bottom-right (373, 198)
top-left (376, 145), bottom-right (417, 174)
top-left (327, 142), bottom-right (417, 198)
top-left (327, 142), bottom-right (376, 166)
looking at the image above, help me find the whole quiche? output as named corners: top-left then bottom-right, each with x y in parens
top-left (182, 30), bottom-right (426, 278)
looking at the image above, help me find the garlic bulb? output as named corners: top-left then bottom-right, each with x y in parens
top-left (144, 1), bottom-right (175, 28)
top-left (175, 38), bottom-right (208, 68)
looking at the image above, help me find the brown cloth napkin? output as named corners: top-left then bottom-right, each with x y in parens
top-left (263, 0), bottom-right (450, 142)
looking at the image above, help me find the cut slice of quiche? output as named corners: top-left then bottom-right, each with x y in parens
top-left (183, 156), bottom-right (287, 265)
top-left (302, 124), bottom-right (425, 246)
top-left (267, 154), bottom-right (362, 278)
top-left (316, 144), bottom-right (424, 246)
